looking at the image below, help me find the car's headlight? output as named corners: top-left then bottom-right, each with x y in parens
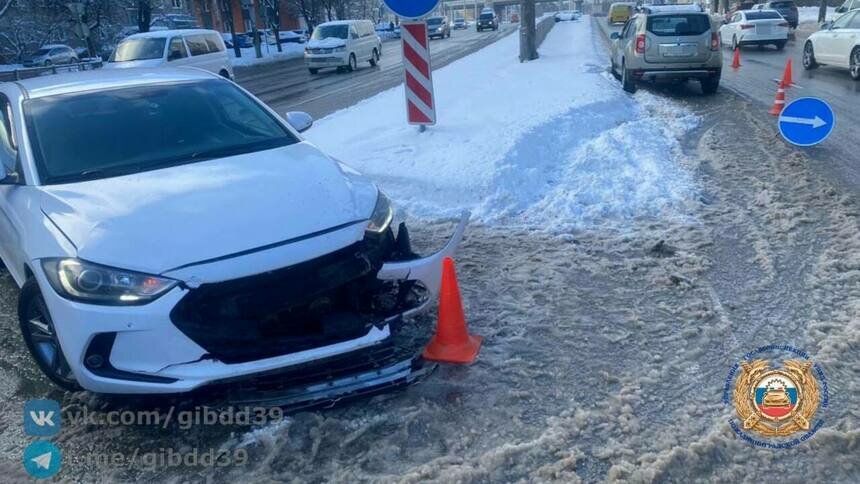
top-left (366, 191), bottom-right (394, 234)
top-left (41, 258), bottom-right (178, 305)
top-left (333, 46), bottom-right (346, 52)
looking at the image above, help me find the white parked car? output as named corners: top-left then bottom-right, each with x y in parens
top-left (803, 9), bottom-right (860, 80)
top-left (304, 20), bottom-right (382, 74)
top-left (105, 29), bottom-right (234, 79)
top-left (0, 68), bottom-right (465, 395)
top-left (719, 9), bottom-right (790, 51)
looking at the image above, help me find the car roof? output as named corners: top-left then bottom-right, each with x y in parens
top-left (318, 20), bottom-right (368, 26)
top-left (13, 68), bottom-right (218, 99)
top-left (641, 4), bottom-right (705, 14)
top-left (745, 8), bottom-right (781, 14)
top-left (125, 28), bottom-right (218, 40)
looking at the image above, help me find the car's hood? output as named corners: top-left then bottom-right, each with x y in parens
top-left (307, 38), bottom-right (346, 49)
top-left (103, 59), bottom-right (164, 69)
top-left (39, 142), bottom-right (378, 275)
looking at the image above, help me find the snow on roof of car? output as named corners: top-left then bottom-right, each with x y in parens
top-left (124, 28), bottom-right (220, 39)
top-left (316, 20), bottom-right (367, 26)
top-left (640, 4), bottom-right (705, 14)
top-left (14, 68), bottom-right (219, 99)
top-left (40, 44), bottom-right (70, 49)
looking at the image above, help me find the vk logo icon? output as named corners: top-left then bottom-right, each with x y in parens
top-left (23, 441), bottom-right (62, 479)
top-left (24, 399), bottom-right (61, 437)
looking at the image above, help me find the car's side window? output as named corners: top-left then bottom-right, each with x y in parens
top-left (850, 12), bottom-right (860, 28)
top-left (832, 12), bottom-right (854, 29)
top-left (185, 35), bottom-right (210, 56)
top-left (167, 37), bottom-right (187, 61)
top-left (0, 95), bottom-right (18, 174)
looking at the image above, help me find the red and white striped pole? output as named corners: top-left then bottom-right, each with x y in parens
top-left (401, 21), bottom-right (436, 127)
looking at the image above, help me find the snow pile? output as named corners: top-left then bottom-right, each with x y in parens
top-left (0, 64), bottom-right (22, 72)
top-left (229, 43), bottom-right (305, 67)
top-left (798, 6), bottom-right (836, 24)
top-left (306, 18), bottom-right (698, 230)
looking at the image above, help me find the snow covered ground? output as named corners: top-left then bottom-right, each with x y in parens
top-left (306, 18), bottom-right (699, 231)
top-left (229, 43), bottom-right (305, 67)
top-left (0, 64), bottom-right (22, 72)
top-left (798, 6), bottom-right (836, 24)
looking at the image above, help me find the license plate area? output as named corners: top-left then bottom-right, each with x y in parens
top-left (757, 25), bottom-right (773, 35)
top-left (659, 43), bottom-right (697, 57)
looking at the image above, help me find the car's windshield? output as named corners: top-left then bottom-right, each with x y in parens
top-left (24, 80), bottom-right (297, 184)
top-left (31, 48), bottom-right (52, 56)
top-left (479, 13), bottom-right (494, 20)
top-left (427, 18), bottom-right (444, 25)
top-left (647, 14), bottom-right (711, 36)
top-left (110, 38), bottom-right (166, 62)
top-left (311, 25), bottom-right (348, 40)
top-left (746, 11), bottom-right (782, 19)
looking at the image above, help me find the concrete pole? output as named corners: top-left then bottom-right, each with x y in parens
top-left (519, 0), bottom-right (537, 62)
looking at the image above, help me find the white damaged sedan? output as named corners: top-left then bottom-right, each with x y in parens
top-left (0, 69), bottom-right (465, 397)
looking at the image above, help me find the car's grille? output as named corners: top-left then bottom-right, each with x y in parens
top-left (309, 48), bottom-right (335, 54)
top-left (170, 229), bottom-right (426, 364)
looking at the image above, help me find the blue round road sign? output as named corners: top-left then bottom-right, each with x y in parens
top-left (778, 97), bottom-right (835, 147)
top-left (383, 0), bottom-right (440, 19)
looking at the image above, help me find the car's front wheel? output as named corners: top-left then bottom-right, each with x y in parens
top-left (19, 279), bottom-right (80, 391)
top-left (850, 47), bottom-right (860, 80)
top-left (346, 53), bottom-right (357, 72)
top-left (803, 41), bottom-right (818, 70)
top-left (370, 48), bottom-right (379, 66)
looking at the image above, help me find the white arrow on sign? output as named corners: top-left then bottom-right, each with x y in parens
top-left (779, 115), bottom-right (827, 129)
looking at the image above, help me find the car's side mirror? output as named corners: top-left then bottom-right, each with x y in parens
top-left (0, 166), bottom-right (20, 185)
top-left (821, 21), bottom-right (833, 30)
top-left (610, 32), bottom-right (621, 39)
top-left (835, 6), bottom-right (845, 13)
top-left (285, 111), bottom-right (313, 133)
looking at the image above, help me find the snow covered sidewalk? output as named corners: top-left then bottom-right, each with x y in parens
top-left (305, 18), bottom-right (699, 230)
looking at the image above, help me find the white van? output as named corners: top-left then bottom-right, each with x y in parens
top-left (105, 29), bottom-right (234, 79)
top-left (304, 20), bottom-right (382, 74)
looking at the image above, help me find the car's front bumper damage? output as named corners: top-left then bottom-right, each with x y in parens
top-left (42, 212), bottom-right (469, 397)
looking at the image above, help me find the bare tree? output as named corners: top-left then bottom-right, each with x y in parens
top-left (137, 0), bottom-right (152, 32)
top-left (0, 0), bottom-right (13, 20)
top-left (818, 0), bottom-right (828, 23)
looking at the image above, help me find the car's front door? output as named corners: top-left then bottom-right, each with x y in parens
top-left (166, 36), bottom-right (190, 67)
top-left (836, 11), bottom-right (860, 67)
top-left (819, 11), bottom-right (856, 63)
top-left (0, 93), bottom-right (27, 284)
top-left (615, 20), bottom-right (632, 67)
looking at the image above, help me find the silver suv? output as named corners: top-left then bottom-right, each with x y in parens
top-left (610, 5), bottom-right (722, 94)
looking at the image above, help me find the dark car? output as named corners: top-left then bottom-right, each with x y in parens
top-left (427, 16), bottom-right (451, 39)
top-left (752, 1), bottom-right (799, 29)
top-left (222, 32), bottom-right (253, 49)
top-left (477, 11), bottom-right (499, 31)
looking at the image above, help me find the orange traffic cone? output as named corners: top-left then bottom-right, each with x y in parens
top-left (768, 81), bottom-right (787, 116)
top-left (731, 48), bottom-right (741, 69)
top-left (780, 58), bottom-right (793, 87)
top-left (422, 257), bottom-right (482, 364)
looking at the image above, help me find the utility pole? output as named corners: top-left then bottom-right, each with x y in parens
top-left (519, 0), bottom-right (537, 62)
top-left (222, 0), bottom-right (241, 57)
top-left (243, 0), bottom-right (262, 59)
